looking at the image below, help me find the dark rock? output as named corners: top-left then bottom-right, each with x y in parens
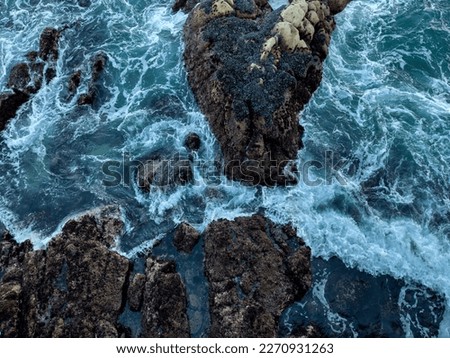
top-left (0, 207), bottom-right (129, 337)
top-left (128, 273), bottom-right (145, 312)
top-left (0, 91), bottom-right (30, 131)
top-left (7, 63), bottom-right (31, 92)
top-left (173, 0), bottom-right (200, 13)
top-left (77, 52), bottom-right (107, 106)
top-left (78, 0), bottom-right (91, 7)
top-left (39, 27), bottom-right (60, 62)
top-left (204, 214), bottom-right (311, 337)
top-left (136, 153), bottom-right (194, 192)
top-left (173, 222), bottom-right (200, 253)
top-left (0, 27), bottom-right (61, 132)
top-left (141, 257), bottom-right (190, 337)
top-left (183, 0), bottom-right (347, 185)
top-left (184, 132), bottom-right (201, 151)
top-left (68, 70), bottom-right (82, 94)
top-left (326, 0), bottom-right (351, 15)
top-left (148, 94), bottom-right (185, 118)
top-left (280, 256), bottom-right (445, 338)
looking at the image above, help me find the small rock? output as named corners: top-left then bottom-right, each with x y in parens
top-left (136, 154), bottom-right (193, 191)
top-left (173, 222), bottom-right (200, 253)
top-left (184, 132), bottom-right (201, 151)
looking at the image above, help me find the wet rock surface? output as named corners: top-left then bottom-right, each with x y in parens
top-left (136, 153), bottom-right (194, 192)
top-left (141, 257), bottom-right (190, 337)
top-left (281, 257), bottom-right (446, 338)
top-left (173, 222), bottom-right (201, 253)
top-left (184, 132), bottom-right (201, 151)
top-left (0, 27), bottom-right (61, 132)
top-left (204, 214), bottom-right (312, 337)
top-left (77, 52), bottom-right (108, 106)
top-left (0, 207), bottom-right (190, 338)
top-left (183, 0), bottom-right (349, 185)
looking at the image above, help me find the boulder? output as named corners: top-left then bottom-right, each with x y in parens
top-left (173, 222), bottom-right (200, 253)
top-left (204, 215), bottom-right (311, 337)
top-left (184, 132), bottom-right (201, 151)
top-left (136, 153), bottom-right (194, 191)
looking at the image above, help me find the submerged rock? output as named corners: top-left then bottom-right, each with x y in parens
top-left (77, 52), bottom-right (108, 106)
top-left (183, 0), bottom-right (348, 185)
top-left (281, 256), bottom-right (445, 338)
top-left (204, 215), bottom-right (312, 337)
top-left (136, 153), bottom-right (194, 191)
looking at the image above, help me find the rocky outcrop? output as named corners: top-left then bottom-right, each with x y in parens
top-left (141, 258), bottom-right (190, 337)
top-left (77, 52), bottom-right (108, 106)
top-left (0, 207), bottom-right (190, 338)
top-left (136, 153), bottom-right (194, 191)
top-left (183, 0), bottom-right (349, 185)
top-left (173, 222), bottom-right (200, 253)
top-left (282, 257), bottom-right (446, 338)
top-left (0, 207), bottom-right (128, 337)
top-left (204, 214), bottom-right (311, 337)
top-left (0, 27), bottom-right (61, 132)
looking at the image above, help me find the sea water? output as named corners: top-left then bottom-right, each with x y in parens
top-left (0, 0), bottom-right (448, 336)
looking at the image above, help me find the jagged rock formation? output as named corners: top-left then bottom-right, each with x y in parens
top-left (0, 27), bottom-right (62, 131)
top-left (173, 222), bottom-right (201, 253)
top-left (183, 0), bottom-right (351, 185)
top-left (0, 207), bottom-right (190, 338)
top-left (204, 214), bottom-right (312, 337)
top-left (136, 153), bottom-right (194, 192)
top-left (77, 52), bottom-right (108, 106)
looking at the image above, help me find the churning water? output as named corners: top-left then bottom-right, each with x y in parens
top-left (0, 0), bottom-right (449, 336)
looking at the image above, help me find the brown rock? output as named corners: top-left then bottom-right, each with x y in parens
top-left (183, 0), bottom-right (348, 185)
top-left (327, 0), bottom-right (352, 15)
top-left (136, 154), bottom-right (193, 192)
top-left (0, 207), bottom-right (129, 337)
top-left (204, 214), bottom-right (311, 337)
top-left (141, 257), bottom-right (190, 337)
top-left (128, 273), bottom-right (146, 311)
top-left (173, 222), bottom-right (200, 253)
top-left (39, 27), bottom-right (60, 62)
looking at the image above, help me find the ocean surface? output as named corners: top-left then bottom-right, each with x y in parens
top-left (0, 0), bottom-right (449, 336)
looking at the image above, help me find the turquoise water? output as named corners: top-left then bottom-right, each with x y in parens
top-left (0, 0), bottom-right (449, 336)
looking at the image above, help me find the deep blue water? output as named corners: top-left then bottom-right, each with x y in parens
top-left (0, 0), bottom-right (449, 336)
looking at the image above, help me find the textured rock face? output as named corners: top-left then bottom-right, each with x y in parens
top-left (184, 0), bottom-right (347, 185)
top-left (0, 27), bottom-right (61, 132)
top-left (0, 207), bottom-right (190, 338)
top-left (204, 214), bottom-right (312, 337)
top-left (173, 222), bottom-right (201, 253)
top-left (136, 153), bottom-right (194, 191)
top-left (141, 258), bottom-right (190, 337)
top-left (0, 207), bottom-right (129, 337)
